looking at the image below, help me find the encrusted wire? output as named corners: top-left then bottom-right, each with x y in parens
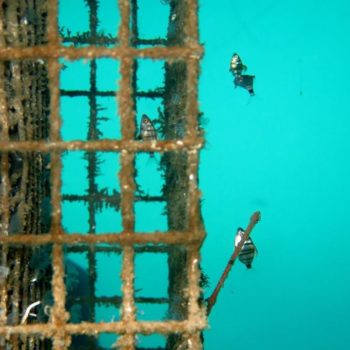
top-left (0, 0), bottom-right (205, 349)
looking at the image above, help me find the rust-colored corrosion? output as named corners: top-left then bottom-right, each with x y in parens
top-left (0, 0), bottom-right (205, 349)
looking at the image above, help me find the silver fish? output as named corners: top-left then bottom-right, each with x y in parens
top-left (229, 53), bottom-right (247, 77)
top-left (235, 227), bottom-right (258, 269)
top-left (139, 114), bottom-right (157, 141)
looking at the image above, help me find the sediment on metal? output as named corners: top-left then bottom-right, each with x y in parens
top-left (0, 0), bottom-right (205, 349)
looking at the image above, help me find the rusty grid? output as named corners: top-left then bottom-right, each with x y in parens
top-left (0, 0), bottom-right (205, 349)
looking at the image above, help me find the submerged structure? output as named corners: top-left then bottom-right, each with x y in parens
top-left (0, 0), bottom-right (205, 349)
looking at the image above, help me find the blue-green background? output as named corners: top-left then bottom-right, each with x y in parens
top-left (59, 0), bottom-right (350, 349)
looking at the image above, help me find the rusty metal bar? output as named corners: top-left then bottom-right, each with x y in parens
top-left (116, 0), bottom-right (138, 347)
top-left (47, 0), bottom-right (69, 348)
top-left (0, 232), bottom-right (203, 245)
top-left (0, 139), bottom-right (204, 152)
top-left (0, 45), bottom-right (203, 60)
top-left (0, 319), bottom-right (203, 336)
top-left (66, 245), bottom-right (170, 254)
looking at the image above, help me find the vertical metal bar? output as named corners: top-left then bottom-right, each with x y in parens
top-left (184, 0), bottom-right (200, 141)
top-left (130, 0), bottom-right (139, 46)
top-left (0, 2), bottom-right (12, 346)
top-left (0, 29), bottom-right (10, 340)
top-left (47, 0), bottom-right (60, 46)
top-left (0, 61), bottom-right (9, 326)
top-left (187, 150), bottom-right (202, 234)
top-left (184, 0), bottom-right (199, 45)
top-left (185, 58), bottom-right (200, 139)
top-left (21, 250), bottom-right (30, 348)
top-left (0, 0), bottom-right (10, 237)
top-left (185, 4), bottom-right (203, 348)
top-left (47, 0), bottom-right (68, 348)
top-left (117, 0), bottom-right (136, 348)
top-left (118, 24), bottom-right (135, 232)
top-left (164, 1), bottom-right (203, 349)
top-left (118, 0), bottom-right (136, 231)
top-left (86, 0), bottom-right (100, 325)
top-left (11, 252), bottom-right (21, 350)
top-left (186, 246), bottom-right (205, 350)
top-left (185, 3), bottom-right (204, 347)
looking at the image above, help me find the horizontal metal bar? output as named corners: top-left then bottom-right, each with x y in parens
top-left (134, 39), bottom-right (168, 46)
top-left (0, 232), bottom-right (204, 245)
top-left (60, 89), bottom-right (165, 98)
top-left (61, 36), bottom-right (118, 46)
top-left (62, 36), bottom-right (168, 47)
top-left (62, 194), bottom-right (164, 203)
top-left (0, 45), bottom-right (203, 60)
top-left (0, 139), bottom-right (203, 152)
top-left (69, 295), bottom-right (168, 305)
top-left (60, 89), bottom-right (116, 97)
top-left (0, 319), bottom-right (206, 336)
top-left (66, 244), bottom-right (170, 254)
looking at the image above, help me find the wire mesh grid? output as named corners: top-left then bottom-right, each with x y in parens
top-left (0, 0), bottom-right (205, 349)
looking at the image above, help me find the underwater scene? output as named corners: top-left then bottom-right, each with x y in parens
top-left (0, 0), bottom-right (350, 349)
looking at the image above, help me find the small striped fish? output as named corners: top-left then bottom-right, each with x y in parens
top-left (235, 228), bottom-right (258, 269)
top-left (139, 114), bottom-right (157, 141)
top-left (229, 53), bottom-right (247, 77)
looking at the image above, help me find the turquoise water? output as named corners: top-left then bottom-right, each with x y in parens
top-left (59, 0), bottom-right (350, 349)
top-left (200, 1), bottom-right (350, 349)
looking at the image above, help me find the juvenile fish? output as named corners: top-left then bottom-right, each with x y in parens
top-left (138, 114), bottom-right (157, 158)
top-left (229, 52), bottom-right (255, 95)
top-left (229, 53), bottom-right (247, 77)
top-left (235, 227), bottom-right (258, 269)
top-left (139, 114), bottom-right (157, 141)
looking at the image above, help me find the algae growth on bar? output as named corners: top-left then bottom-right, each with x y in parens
top-left (0, 0), bottom-right (205, 349)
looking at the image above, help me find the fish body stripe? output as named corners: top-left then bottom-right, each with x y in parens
top-left (238, 239), bottom-right (257, 268)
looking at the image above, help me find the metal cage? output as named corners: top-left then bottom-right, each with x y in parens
top-left (0, 0), bottom-right (205, 349)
